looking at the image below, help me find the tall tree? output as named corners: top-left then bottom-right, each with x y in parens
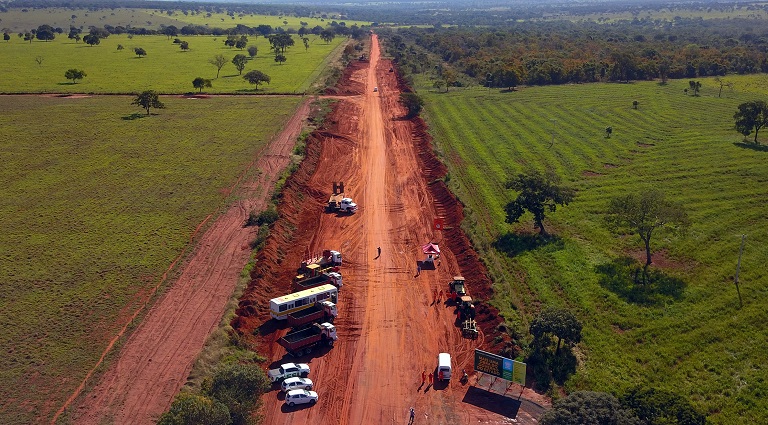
top-left (134, 47), bottom-right (147, 58)
top-left (192, 77), bottom-right (212, 93)
top-left (243, 70), bottom-right (270, 90)
top-left (35, 25), bottom-right (55, 41)
top-left (605, 190), bottom-right (689, 270)
top-left (64, 69), bottom-right (86, 83)
top-left (179, 41), bottom-right (189, 51)
top-left (541, 391), bottom-right (640, 425)
top-left (132, 90), bottom-right (165, 115)
top-left (209, 54), bottom-right (227, 78)
top-left (504, 170), bottom-right (575, 236)
top-left (232, 54), bottom-right (248, 74)
top-left (82, 33), bottom-right (99, 46)
top-left (320, 29), bottom-right (335, 43)
top-left (274, 53), bottom-right (287, 65)
top-left (530, 307), bottom-right (582, 354)
top-left (734, 100), bottom-right (768, 144)
top-left (247, 45), bottom-right (258, 58)
top-left (688, 80), bottom-right (702, 96)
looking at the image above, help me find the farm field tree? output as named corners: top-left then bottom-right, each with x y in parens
top-left (605, 190), bottom-right (690, 271)
top-left (530, 307), bottom-right (582, 354)
top-left (64, 69), bottom-right (86, 84)
top-left (504, 170), bottom-right (575, 236)
top-left (83, 34), bottom-right (99, 46)
top-left (134, 47), bottom-right (147, 58)
top-left (192, 77), bottom-right (211, 93)
top-left (398, 93), bottom-right (424, 118)
top-left (243, 70), bottom-right (270, 90)
top-left (734, 100), bottom-right (768, 144)
top-left (209, 54), bottom-right (227, 78)
top-left (132, 90), bottom-right (165, 115)
top-left (232, 54), bottom-right (247, 75)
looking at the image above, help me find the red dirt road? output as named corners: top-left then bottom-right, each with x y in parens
top-left (66, 100), bottom-right (311, 424)
top-left (236, 36), bottom-right (545, 425)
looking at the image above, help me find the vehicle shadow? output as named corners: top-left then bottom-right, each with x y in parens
top-left (281, 401), bottom-right (317, 412)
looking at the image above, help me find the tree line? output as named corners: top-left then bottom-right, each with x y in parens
top-left (382, 17), bottom-right (768, 88)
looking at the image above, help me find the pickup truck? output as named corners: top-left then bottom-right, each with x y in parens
top-left (267, 362), bottom-right (310, 383)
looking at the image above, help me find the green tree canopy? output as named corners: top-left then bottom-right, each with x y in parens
top-left (734, 100), bottom-right (768, 144)
top-left (157, 393), bottom-right (230, 425)
top-left (134, 47), bottom-right (147, 57)
top-left (64, 69), bottom-right (86, 84)
top-left (206, 363), bottom-right (270, 425)
top-left (541, 391), bottom-right (640, 425)
top-left (398, 93), bottom-right (424, 119)
top-left (605, 190), bottom-right (689, 268)
top-left (243, 70), bottom-right (270, 90)
top-left (530, 307), bottom-right (582, 353)
top-left (131, 90), bottom-right (165, 115)
top-left (209, 54), bottom-right (227, 78)
top-left (82, 33), bottom-right (99, 46)
top-left (232, 54), bottom-right (248, 74)
top-left (504, 170), bottom-right (575, 236)
top-left (192, 77), bottom-right (212, 93)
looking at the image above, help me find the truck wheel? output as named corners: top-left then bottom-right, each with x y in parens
top-left (305, 346), bottom-right (313, 355)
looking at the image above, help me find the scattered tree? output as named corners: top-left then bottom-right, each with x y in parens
top-left (715, 77), bottom-right (733, 98)
top-left (134, 47), bottom-right (147, 58)
top-left (179, 41), bottom-right (189, 51)
top-left (192, 77), bottom-right (212, 93)
top-left (399, 93), bottom-right (424, 118)
top-left (688, 80), bottom-right (702, 96)
top-left (235, 37), bottom-right (247, 50)
top-left (209, 54), bottom-right (227, 78)
top-left (35, 25), bottom-right (55, 41)
top-left (24, 32), bottom-right (34, 43)
top-left (632, 100), bottom-right (639, 109)
top-left (734, 100), bottom-right (768, 144)
top-left (132, 90), bottom-right (165, 115)
top-left (232, 54), bottom-right (248, 74)
top-left (243, 70), bottom-right (270, 90)
top-left (83, 33), bottom-right (100, 46)
top-left (3, 32), bottom-right (10, 42)
top-left (274, 53), bottom-right (287, 65)
top-left (247, 45), bottom-right (258, 58)
top-left (605, 190), bottom-right (690, 275)
top-left (157, 393), bottom-right (230, 425)
top-left (530, 307), bottom-right (582, 354)
top-left (605, 126), bottom-right (613, 138)
top-left (541, 391), bottom-right (640, 425)
top-left (35, 56), bottom-right (43, 66)
top-left (302, 37), bottom-right (309, 51)
top-left (117, 44), bottom-right (124, 50)
top-left (433, 79), bottom-right (446, 92)
top-left (320, 29), bottom-right (335, 43)
top-left (64, 69), bottom-right (86, 83)
top-left (504, 170), bottom-right (575, 236)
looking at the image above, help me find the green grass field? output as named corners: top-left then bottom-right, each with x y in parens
top-left (419, 76), bottom-right (768, 423)
top-left (0, 95), bottom-right (301, 424)
top-left (0, 7), bottom-right (369, 33)
top-left (0, 33), bottom-right (346, 93)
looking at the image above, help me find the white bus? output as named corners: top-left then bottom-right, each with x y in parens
top-left (270, 284), bottom-right (339, 320)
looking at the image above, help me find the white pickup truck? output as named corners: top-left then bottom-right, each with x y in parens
top-left (268, 362), bottom-right (310, 383)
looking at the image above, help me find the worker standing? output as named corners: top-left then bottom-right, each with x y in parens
top-left (409, 407), bottom-right (415, 424)
top-left (377, 246), bottom-right (381, 257)
top-left (421, 370), bottom-right (426, 385)
top-left (428, 372), bottom-right (433, 386)
top-left (438, 370), bottom-right (444, 382)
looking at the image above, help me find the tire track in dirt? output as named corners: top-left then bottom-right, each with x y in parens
top-left (64, 99), bottom-right (311, 425)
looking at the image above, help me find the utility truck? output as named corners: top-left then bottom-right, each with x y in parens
top-left (327, 182), bottom-right (357, 213)
top-left (287, 300), bottom-right (337, 329)
top-left (292, 271), bottom-right (343, 292)
top-left (298, 250), bottom-right (342, 275)
top-left (278, 322), bottom-right (337, 357)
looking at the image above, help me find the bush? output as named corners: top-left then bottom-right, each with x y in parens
top-left (207, 363), bottom-right (270, 425)
top-left (245, 206), bottom-right (278, 227)
top-left (157, 393), bottom-right (230, 425)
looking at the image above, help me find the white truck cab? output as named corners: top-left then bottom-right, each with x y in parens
top-left (339, 198), bottom-right (358, 213)
top-left (438, 352), bottom-right (452, 381)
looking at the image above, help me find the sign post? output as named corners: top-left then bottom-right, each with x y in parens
top-left (474, 349), bottom-right (526, 386)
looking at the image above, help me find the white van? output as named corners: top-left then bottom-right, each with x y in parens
top-left (437, 352), bottom-right (452, 381)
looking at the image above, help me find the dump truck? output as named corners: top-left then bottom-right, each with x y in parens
top-left (327, 182), bottom-right (357, 213)
top-left (293, 271), bottom-right (343, 292)
top-left (298, 250), bottom-right (342, 274)
top-left (278, 322), bottom-right (337, 357)
top-left (286, 301), bottom-right (337, 329)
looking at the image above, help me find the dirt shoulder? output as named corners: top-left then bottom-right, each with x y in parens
top-left (63, 99), bottom-right (311, 425)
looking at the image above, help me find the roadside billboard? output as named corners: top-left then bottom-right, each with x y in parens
top-left (474, 349), bottom-right (526, 386)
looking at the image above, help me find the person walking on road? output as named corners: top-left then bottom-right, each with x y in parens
top-left (409, 407), bottom-right (415, 424)
top-left (417, 264), bottom-right (421, 276)
top-left (421, 370), bottom-right (426, 386)
top-left (376, 246), bottom-right (381, 258)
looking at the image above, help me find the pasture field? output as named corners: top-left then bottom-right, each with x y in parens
top-left (0, 33), bottom-right (346, 93)
top-left (419, 76), bottom-right (768, 423)
top-left (0, 7), bottom-right (368, 33)
top-left (544, 4), bottom-right (768, 22)
top-left (0, 95), bottom-right (301, 424)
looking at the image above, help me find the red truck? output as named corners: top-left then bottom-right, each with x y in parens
top-left (287, 300), bottom-right (337, 329)
top-left (278, 322), bottom-right (337, 357)
top-left (292, 272), bottom-right (343, 292)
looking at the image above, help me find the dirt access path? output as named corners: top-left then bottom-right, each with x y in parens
top-left (64, 100), bottom-right (311, 424)
top-left (236, 35), bottom-right (544, 425)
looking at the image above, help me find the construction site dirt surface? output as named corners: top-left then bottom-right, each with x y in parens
top-left (234, 35), bottom-right (548, 425)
